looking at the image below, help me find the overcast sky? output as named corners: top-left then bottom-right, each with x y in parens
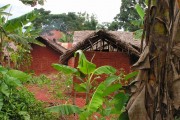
top-left (0, 0), bottom-right (121, 23)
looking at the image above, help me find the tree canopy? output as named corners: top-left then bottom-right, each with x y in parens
top-left (32, 9), bottom-right (98, 34)
top-left (114, 0), bottom-right (146, 31)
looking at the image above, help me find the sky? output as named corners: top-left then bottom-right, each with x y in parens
top-left (0, 0), bottom-right (121, 23)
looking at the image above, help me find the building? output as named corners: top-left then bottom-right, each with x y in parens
top-left (60, 30), bottom-right (141, 72)
top-left (29, 36), bottom-right (68, 75)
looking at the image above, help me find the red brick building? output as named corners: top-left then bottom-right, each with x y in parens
top-left (30, 36), bottom-right (67, 75)
top-left (60, 30), bottom-right (141, 96)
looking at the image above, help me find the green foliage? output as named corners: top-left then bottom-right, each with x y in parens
top-left (0, 66), bottom-right (57, 119)
top-left (53, 50), bottom-right (137, 119)
top-left (32, 9), bottom-right (98, 32)
top-left (0, 4), bottom-right (12, 17)
top-left (19, 0), bottom-right (45, 6)
top-left (3, 10), bottom-right (39, 32)
top-left (97, 21), bottom-right (119, 31)
top-left (0, 5), bottom-right (42, 69)
top-left (132, 4), bottom-right (145, 39)
top-left (114, 0), bottom-right (146, 31)
top-left (94, 66), bottom-right (116, 75)
top-left (124, 71), bottom-right (138, 80)
top-left (75, 50), bottom-right (96, 74)
top-left (119, 111), bottom-right (129, 120)
top-left (135, 4), bottom-right (145, 19)
top-left (46, 104), bottom-right (82, 115)
top-left (53, 64), bottom-right (79, 75)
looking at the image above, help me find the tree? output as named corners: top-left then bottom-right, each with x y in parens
top-left (0, 4), bottom-right (42, 68)
top-left (97, 21), bottom-right (119, 31)
top-left (31, 10), bottom-right (98, 42)
top-left (126, 0), bottom-right (180, 120)
top-left (115, 0), bottom-right (146, 31)
top-left (32, 10), bottom-right (98, 32)
top-left (19, 0), bottom-right (45, 6)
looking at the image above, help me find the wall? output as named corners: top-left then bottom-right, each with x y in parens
top-left (30, 44), bottom-right (61, 75)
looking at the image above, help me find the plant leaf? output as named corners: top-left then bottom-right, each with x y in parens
top-left (46, 104), bottom-right (82, 115)
top-left (52, 63), bottom-right (79, 75)
top-left (0, 4), bottom-right (10, 12)
top-left (4, 75), bottom-right (22, 87)
top-left (74, 83), bottom-right (87, 92)
top-left (1, 82), bottom-right (9, 97)
top-left (124, 71), bottom-right (138, 81)
top-left (119, 111), bottom-right (129, 120)
top-left (18, 111), bottom-right (30, 120)
top-left (3, 10), bottom-right (39, 32)
top-left (7, 70), bottom-right (30, 82)
top-left (104, 75), bottom-right (119, 86)
top-left (135, 4), bottom-right (145, 19)
top-left (79, 82), bottom-right (106, 119)
top-left (0, 94), bottom-right (4, 110)
top-left (103, 84), bottom-right (122, 97)
top-left (75, 50), bottom-right (96, 74)
top-left (134, 29), bottom-right (143, 39)
top-left (113, 93), bottom-right (129, 111)
top-left (94, 66), bottom-right (116, 75)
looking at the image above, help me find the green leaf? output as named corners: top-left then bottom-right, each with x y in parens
top-left (79, 82), bottom-right (106, 119)
top-left (103, 84), bottom-right (122, 97)
top-left (0, 66), bottom-right (8, 74)
top-left (101, 107), bottom-right (112, 116)
top-left (52, 63), bottom-right (79, 75)
top-left (0, 12), bottom-right (12, 16)
top-left (74, 83), bottom-right (87, 92)
top-left (135, 4), bottom-right (145, 19)
top-left (145, 0), bottom-right (148, 5)
top-left (0, 94), bottom-right (4, 110)
top-left (104, 75), bottom-right (119, 86)
top-left (7, 34), bottom-right (29, 47)
top-left (79, 111), bottom-right (91, 120)
top-left (1, 82), bottom-right (9, 97)
top-left (134, 29), bottom-right (143, 39)
top-left (0, 4), bottom-right (10, 12)
top-left (131, 20), bottom-right (142, 27)
top-left (46, 104), bottom-right (82, 115)
top-left (75, 50), bottom-right (96, 74)
top-left (118, 111), bottom-right (129, 120)
top-left (87, 82), bottom-right (106, 112)
top-left (3, 10), bottom-right (39, 32)
top-left (113, 93), bottom-right (129, 111)
top-left (94, 66), bottom-right (116, 75)
top-left (4, 75), bottom-right (22, 87)
top-left (7, 70), bottom-right (30, 82)
top-left (18, 111), bottom-right (30, 120)
top-left (124, 71), bottom-right (138, 81)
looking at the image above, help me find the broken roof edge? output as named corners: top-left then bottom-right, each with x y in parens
top-left (60, 30), bottom-right (141, 64)
top-left (36, 36), bottom-right (67, 54)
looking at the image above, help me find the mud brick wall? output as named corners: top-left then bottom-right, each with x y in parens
top-left (30, 44), bottom-right (61, 75)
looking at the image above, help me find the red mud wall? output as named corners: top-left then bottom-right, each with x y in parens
top-left (85, 51), bottom-right (131, 72)
top-left (29, 44), bottom-right (61, 75)
top-left (69, 51), bottom-right (131, 73)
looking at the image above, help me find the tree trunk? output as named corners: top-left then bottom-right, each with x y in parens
top-left (126, 0), bottom-right (180, 120)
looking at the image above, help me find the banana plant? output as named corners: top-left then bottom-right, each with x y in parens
top-left (52, 50), bottom-right (138, 119)
top-left (131, 4), bottom-right (146, 39)
top-left (53, 50), bottom-right (117, 104)
top-left (0, 4), bottom-right (43, 68)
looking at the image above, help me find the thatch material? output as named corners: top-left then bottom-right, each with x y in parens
top-left (60, 30), bottom-right (141, 64)
top-left (37, 36), bottom-right (67, 54)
